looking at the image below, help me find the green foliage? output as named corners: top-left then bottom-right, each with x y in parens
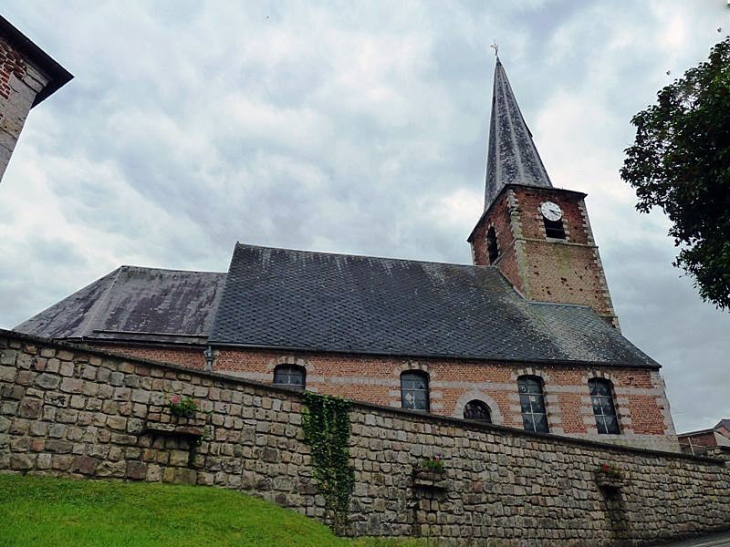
top-left (418, 455), bottom-right (444, 472)
top-left (167, 395), bottom-right (201, 417)
top-left (621, 37), bottom-right (730, 309)
top-left (301, 392), bottom-right (355, 534)
top-left (598, 463), bottom-right (624, 480)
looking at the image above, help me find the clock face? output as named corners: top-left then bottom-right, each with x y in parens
top-left (540, 201), bottom-right (563, 222)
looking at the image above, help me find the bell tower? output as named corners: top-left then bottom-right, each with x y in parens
top-left (468, 58), bottom-right (619, 328)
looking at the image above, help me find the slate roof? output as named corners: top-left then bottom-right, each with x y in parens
top-left (15, 266), bottom-right (226, 345)
top-left (484, 58), bottom-right (552, 210)
top-left (209, 243), bottom-right (659, 368)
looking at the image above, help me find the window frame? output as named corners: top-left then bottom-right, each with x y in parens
top-left (463, 400), bottom-right (492, 423)
top-left (400, 370), bottom-right (430, 412)
top-left (588, 378), bottom-right (620, 435)
top-left (517, 376), bottom-right (549, 433)
top-left (543, 218), bottom-right (566, 239)
top-left (273, 364), bottom-right (306, 391)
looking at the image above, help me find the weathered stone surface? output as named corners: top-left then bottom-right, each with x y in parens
top-left (126, 461), bottom-right (147, 480)
top-left (35, 373), bottom-right (61, 390)
top-left (71, 455), bottom-right (100, 475)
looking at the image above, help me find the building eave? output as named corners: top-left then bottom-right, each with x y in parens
top-left (0, 15), bottom-right (73, 106)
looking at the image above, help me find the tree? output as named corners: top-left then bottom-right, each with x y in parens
top-left (621, 37), bottom-right (730, 309)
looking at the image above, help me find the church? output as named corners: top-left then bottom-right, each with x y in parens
top-left (15, 57), bottom-right (679, 452)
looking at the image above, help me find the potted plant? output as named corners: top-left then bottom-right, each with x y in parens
top-left (167, 395), bottom-right (201, 418)
top-left (595, 463), bottom-right (627, 489)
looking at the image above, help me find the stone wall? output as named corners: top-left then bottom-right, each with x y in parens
top-left (2, 329), bottom-right (729, 546)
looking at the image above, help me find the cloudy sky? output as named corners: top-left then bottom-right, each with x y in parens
top-left (1, 1), bottom-right (729, 433)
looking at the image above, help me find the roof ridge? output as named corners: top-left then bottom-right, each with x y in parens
top-left (117, 264), bottom-right (226, 275)
top-left (82, 266), bottom-right (125, 336)
top-left (234, 241), bottom-right (485, 270)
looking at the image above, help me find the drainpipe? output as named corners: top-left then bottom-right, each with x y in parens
top-left (203, 346), bottom-right (215, 372)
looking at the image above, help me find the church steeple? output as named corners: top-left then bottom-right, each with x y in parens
top-left (485, 58), bottom-right (552, 210)
top-left (469, 57), bottom-right (619, 329)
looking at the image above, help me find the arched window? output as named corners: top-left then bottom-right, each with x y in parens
top-left (401, 371), bottom-right (429, 411)
top-left (486, 226), bottom-right (499, 263)
top-left (273, 364), bottom-right (306, 390)
top-left (517, 376), bottom-right (549, 433)
top-left (589, 378), bottom-right (620, 434)
top-left (464, 400), bottom-right (492, 423)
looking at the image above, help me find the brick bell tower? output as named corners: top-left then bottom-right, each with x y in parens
top-left (468, 57), bottom-right (619, 328)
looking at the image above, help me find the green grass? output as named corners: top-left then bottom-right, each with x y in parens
top-left (0, 474), bottom-right (434, 547)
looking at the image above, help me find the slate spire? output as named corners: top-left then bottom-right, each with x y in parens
top-left (484, 58), bottom-right (552, 210)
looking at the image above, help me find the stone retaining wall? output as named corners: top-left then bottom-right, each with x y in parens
top-left (1, 330), bottom-right (728, 545)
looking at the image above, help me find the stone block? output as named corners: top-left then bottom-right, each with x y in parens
top-left (2, 385), bottom-right (25, 400)
top-left (169, 450), bottom-right (190, 467)
top-left (146, 464), bottom-right (162, 482)
top-left (111, 433), bottom-right (138, 446)
top-left (9, 418), bottom-right (29, 434)
top-left (107, 416), bottom-right (127, 431)
top-left (71, 455), bottom-right (100, 475)
top-left (109, 372), bottom-right (125, 386)
top-left (96, 460), bottom-right (126, 478)
top-left (56, 409), bottom-right (78, 423)
top-left (163, 467), bottom-right (197, 485)
top-left (0, 401), bottom-right (19, 415)
top-left (81, 366), bottom-right (98, 380)
top-left (0, 351), bottom-right (17, 367)
top-left (46, 393), bottom-right (68, 407)
top-left (0, 365), bottom-right (16, 382)
top-left (126, 461), bottom-right (148, 480)
top-left (46, 358), bottom-right (60, 373)
top-left (131, 390), bottom-right (150, 404)
top-left (16, 371), bottom-right (35, 386)
top-left (59, 362), bottom-right (75, 377)
top-left (37, 453), bottom-right (52, 469)
top-left (60, 378), bottom-right (83, 393)
top-left (51, 455), bottom-right (74, 471)
top-left (46, 439), bottom-right (73, 453)
top-left (16, 353), bottom-right (33, 369)
top-left (48, 423), bottom-right (67, 438)
top-left (10, 453), bottom-right (35, 470)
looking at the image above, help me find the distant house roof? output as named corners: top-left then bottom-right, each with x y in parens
top-left (15, 266), bottom-right (226, 345)
top-left (209, 243), bottom-right (659, 368)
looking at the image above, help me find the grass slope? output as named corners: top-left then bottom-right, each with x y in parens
top-left (0, 474), bottom-right (430, 547)
top-left (0, 474), bottom-right (342, 547)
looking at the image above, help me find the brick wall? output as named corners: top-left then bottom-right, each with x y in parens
top-left (80, 342), bottom-right (677, 451)
top-left (214, 347), bottom-right (677, 451)
top-left (0, 37), bottom-right (51, 181)
top-left (3, 330), bottom-right (720, 545)
top-left (94, 343), bottom-right (207, 371)
top-left (470, 185), bottom-right (618, 326)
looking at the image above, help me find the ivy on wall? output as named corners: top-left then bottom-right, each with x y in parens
top-left (301, 392), bottom-right (355, 533)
